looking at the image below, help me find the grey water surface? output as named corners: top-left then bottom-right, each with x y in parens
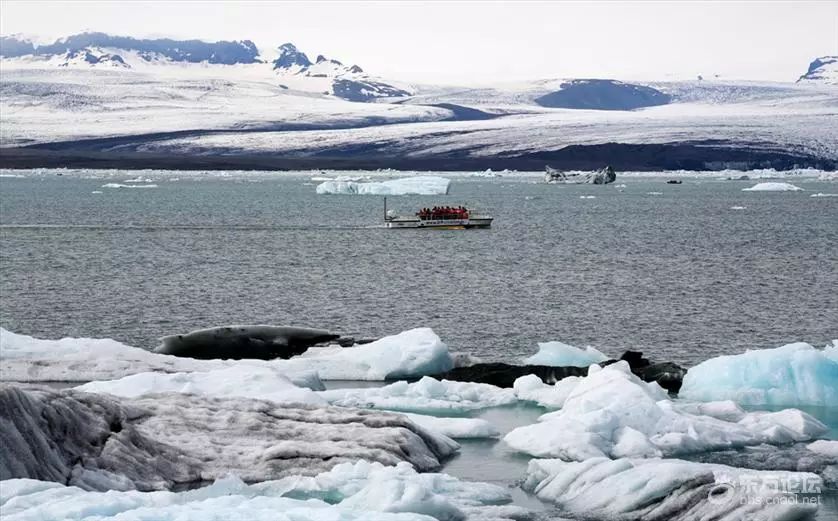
top-left (1, 170), bottom-right (836, 366)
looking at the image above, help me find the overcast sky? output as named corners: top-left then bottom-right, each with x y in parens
top-left (2, 1), bottom-right (836, 84)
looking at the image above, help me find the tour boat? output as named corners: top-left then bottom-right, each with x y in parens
top-left (383, 198), bottom-right (493, 229)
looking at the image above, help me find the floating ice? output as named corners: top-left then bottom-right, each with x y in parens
top-left (0, 327), bottom-right (451, 382)
top-left (742, 182), bottom-right (803, 191)
top-left (524, 457), bottom-right (820, 521)
top-left (513, 373), bottom-right (582, 408)
top-left (679, 342), bottom-right (838, 406)
top-left (807, 440), bottom-right (838, 458)
top-left (521, 341), bottom-right (608, 367)
top-left (0, 386), bottom-right (458, 490)
top-left (504, 362), bottom-right (827, 460)
top-left (730, 205), bottom-right (747, 210)
top-left (315, 176), bottom-right (450, 195)
top-left (0, 459), bottom-right (524, 521)
top-left (402, 413), bottom-right (500, 439)
top-left (75, 365), bottom-right (327, 405)
top-left (810, 192), bottom-right (838, 197)
top-left (579, 195), bottom-right (596, 199)
top-left (318, 376), bottom-right (516, 414)
top-left (101, 183), bottom-right (158, 188)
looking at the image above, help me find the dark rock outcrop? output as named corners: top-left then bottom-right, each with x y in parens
top-left (435, 351), bottom-right (685, 393)
top-left (155, 325), bottom-right (340, 360)
top-left (272, 43), bottom-right (312, 70)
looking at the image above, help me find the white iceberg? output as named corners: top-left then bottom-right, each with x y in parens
top-left (512, 373), bottom-right (583, 409)
top-left (315, 176), bottom-right (450, 195)
top-left (807, 440), bottom-right (838, 458)
top-left (810, 192), bottom-right (838, 197)
top-left (521, 341), bottom-right (608, 367)
top-left (401, 413), bottom-right (500, 439)
top-left (504, 362), bottom-right (827, 460)
top-left (0, 327), bottom-right (452, 382)
top-left (679, 342), bottom-right (838, 406)
top-left (742, 182), bottom-right (803, 192)
top-left (524, 457), bottom-right (821, 521)
top-left (101, 183), bottom-right (158, 188)
top-left (318, 376), bottom-right (516, 414)
top-left (75, 365), bottom-right (327, 405)
top-left (0, 386), bottom-right (458, 490)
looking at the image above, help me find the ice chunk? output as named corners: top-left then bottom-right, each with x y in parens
top-left (742, 182), bottom-right (803, 191)
top-left (0, 327), bottom-right (450, 382)
top-left (808, 440), bottom-right (838, 458)
top-left (318, 376), bottom-right (516, 414)
top-left (0, 386), bottom-right (458, 490)
top-left (402, 413), bottom-right (500, 439)
top-left (504, 362), bottom-right (827, 460)
top-left (521, 341), bottom-right (608, 367)
top-left (512, 373), bottom-right (582, 408)
top-left (75, 365), bottom-right (327, 406)
top-left (679, 342), bottom-right (838, 406)
top-left (315, 176), bottom-right (450, 195)
top-left (810, 192), bottom-right (838, 197)
top-left (524, 457), bottom-right (820, 521)
top-left (100, 183), bottom-right (158, 188)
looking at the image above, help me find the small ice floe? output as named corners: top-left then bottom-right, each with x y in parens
top-left (471, 168), bottom-right (501, 178)
top-left (0, 173), bottom-right (24, 178)
top-left (810, 192), bottom-right (838, 197)
top-left (742, 182), bottom-right (803, 192)
top-left (91, 190), bottom-right (103, 194)
top-left (730, 206), bottom-right (747, 210)
top-left (316, 176), bottom-right (450, 196)
top-left (524, 195), bottom-right (539, 200)
top-left (522, 341), bottom-right (607, 367)
top-left (101, 183), bottom-right (158, 188)
top-left (123, 177), bottom-right (153, 183)
top-left (646, 191), bottom-right (663, 195)
top-left (318, 376), bottom-right (516, 414)
top-left (524, 457), bottom-right (821, 521)
top-left (403, 412), bottom-right (500, 439)
top-left (504, 361), bottom-right (827, 460)
top-left (579, 195), bottom-right (596, 199)
top-left (614, 183), bottom-right (627, 188)
top-left (679, 341), bottom-right (838, 407)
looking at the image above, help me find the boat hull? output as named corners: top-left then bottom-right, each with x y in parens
top-left (386, 217), bottom-right (492, 229)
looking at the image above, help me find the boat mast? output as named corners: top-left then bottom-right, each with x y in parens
top-left (383, 196), bottom-right (387, 222)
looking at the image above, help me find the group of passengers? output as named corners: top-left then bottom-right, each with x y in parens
top-left (417, 206), bottom-right (469, 220)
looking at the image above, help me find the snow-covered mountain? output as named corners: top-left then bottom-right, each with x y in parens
top-left (1, 32), bottom-right (836, 170)
top-left (797, 56), bottom-right (838, 85)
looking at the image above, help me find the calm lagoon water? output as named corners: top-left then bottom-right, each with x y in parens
top-left (2, 169), bottom-right (835, 366)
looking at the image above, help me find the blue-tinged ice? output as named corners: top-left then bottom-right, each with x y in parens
top-left (521, 341), bottom-right (608, 367)
top-left (679, 341), bottom-right (838, 407)
top-left (315, 176), bottom-right (450, 195)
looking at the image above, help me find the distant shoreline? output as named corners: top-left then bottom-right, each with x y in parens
top-left (1, 141), bottom-right (834, 172)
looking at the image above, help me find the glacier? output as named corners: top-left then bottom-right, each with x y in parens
top-left (521, 341), bottom-right (608, 367)
top-left (523, 457), bottom-right (821, 521)
top-left (318, 376), bottom-right (517, 414)
top-left (679, 342), bottom-right (838, 406)
top-left (0, 385), bottom-right (458, 490)
top-left (0, 327), bottom-right (453, 382)
top-left (0, 460), bottom-right (526, 521)
top-left (315, 176), bottom-right (451, 196)
top-left (503, 361), bottom-right (827, 460)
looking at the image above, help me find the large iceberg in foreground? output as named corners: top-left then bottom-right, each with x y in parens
top-left (521, 341), bottom-right (608, 367)
top-left (524, 457), bottom-right (820, 521)
top-left (0, 327), bottom-right (452, 382)
top-left (679, 342), bottom-right (838, 406)
top-left (318, 376), bottom-right (516, 414)
top-left (1, 460), bottom-right (526, 521)
top-left (504, 362), bottom-right (827, 460)
top-left (0, 385), bottom-right (458, 490)
top-left (316, 176), bottom-right (451, 195)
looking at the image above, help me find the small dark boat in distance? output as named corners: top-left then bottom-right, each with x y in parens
top-left (666, 180), bottom-right (683, 184)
